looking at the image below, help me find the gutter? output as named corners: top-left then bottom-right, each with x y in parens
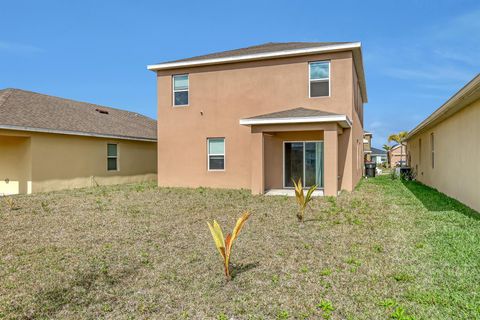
top-left (147, 43), bottom-right (361, 71)
top-left (0, 124), bottom-right (157, 142)
top-left (406, 73), bottom-right (480, 140)
top-left (239, 115), bottom-right (352, 129)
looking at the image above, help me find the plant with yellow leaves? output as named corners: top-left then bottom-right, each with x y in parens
top-left (292, 178), bottom-right (317, 222)
top-left (3, 196), bottom-right (17, 211)
top-left (207, 212), bottom-right (251, 280)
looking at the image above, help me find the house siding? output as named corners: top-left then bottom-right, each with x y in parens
top-left (0, 129), bottom-right (157, 194)
top-left (407, 99), bottom-right (480, 212)
top-left (156, 50), bottom-right (364, 193)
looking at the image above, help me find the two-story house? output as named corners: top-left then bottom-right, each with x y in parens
top-left (148, 42), bottom-right (367, 196)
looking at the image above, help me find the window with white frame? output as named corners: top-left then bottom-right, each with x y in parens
top-left (430, 133), bottom-right (435, 169)
top-left (173, 74), bottom-right (189, 106)
top-left (107, 143), bottom-right (118, 171)
top-left (208, 138), bottom-right (225, 170)
top-left (309, 61), bottom-right (330, 97)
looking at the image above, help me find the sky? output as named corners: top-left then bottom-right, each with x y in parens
top-left (1, 1), bottom-right (479, 148)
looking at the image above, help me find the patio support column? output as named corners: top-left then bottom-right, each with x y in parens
top-left (250, 132), bottom-right (264, 194)
top-left (324, 126), bottom-right (338, 196)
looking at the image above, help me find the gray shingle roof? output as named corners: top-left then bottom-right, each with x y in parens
top-left (244, 107), bottom-right (342, 120)
top-left (161, 42), bottom-right (353, 64)
top-left (371, 147), bottom-right (387, 155)
top-left (0, 88), bottom-right (156, 141)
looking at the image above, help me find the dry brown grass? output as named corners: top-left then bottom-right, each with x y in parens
top-left (0, 177), bottom-right (479, 319)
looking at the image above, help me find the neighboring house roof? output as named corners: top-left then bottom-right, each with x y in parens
top-left (239, 107), bottom-right (352, 128)
top-left (0, 88), bottom-right (157, 141)
top-left (364, 131), bottom-right (372, 136)
top-left (148, 42), bottom-right (368, 102)
top-left (406, 73), bottom-right (480, 140)
top-left (371, 147), bottom-right (387, 155)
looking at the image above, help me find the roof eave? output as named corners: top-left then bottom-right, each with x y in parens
top-left (0, 124), bottom-right (157, 142)
top-left (405, 73), bottom-right (480, 140)
top-left (147, 42), bottom-right (361, 71)
top-left (239, 115), bottom-right (352, 129)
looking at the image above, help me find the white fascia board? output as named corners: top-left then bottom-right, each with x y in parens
top-left (239, 115), bottom-right (352, 128)
top-left (406, 73), bottom-right (480, 140)
top-left (147, 42), bottom-right (361, 71)
top-left (0, 125), bottom-right (157, 142)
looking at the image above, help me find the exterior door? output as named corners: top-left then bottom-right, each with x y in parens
top-left (284, 141), bottom-right (324, 188)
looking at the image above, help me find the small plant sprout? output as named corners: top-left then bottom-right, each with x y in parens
top-left (207, 211), bottom-right (251, 281)
top-left (3, 196), bottom-right (17, 211)
top-left (292, 178), bottom-right (317, 222)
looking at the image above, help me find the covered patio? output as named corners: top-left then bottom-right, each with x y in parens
top-left (240, 108), bottom-right (352, 196)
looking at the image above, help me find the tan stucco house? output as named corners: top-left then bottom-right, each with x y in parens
top-left (406, 74), bottom-right (480, 212)
top-left (0, 89), bottom-right (157, 195)
top-left (148, 42), bottom-right (367, 196)
top-left (389, 144), bottom-right (406, 168)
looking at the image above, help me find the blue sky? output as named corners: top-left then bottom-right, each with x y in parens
top-left (1, 1), bottom-right (479, 148)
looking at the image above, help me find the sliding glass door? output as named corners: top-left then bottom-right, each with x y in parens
top-left (284, 141), bottom-right (324, 188)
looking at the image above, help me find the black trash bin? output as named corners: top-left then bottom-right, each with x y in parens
top-left (365, 162), bottom-right (376, 178)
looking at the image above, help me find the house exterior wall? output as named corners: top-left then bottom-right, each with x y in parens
top-left (389, 145), bottom-right (406, 167)
top-left (407, 100), bottom-right (480, 212)
top-left (0, 135), bottom-right (31, 195)
top-left (155, 51), bottom-right (365, 194)
top-left (0, 129), bottom-right (157, 194)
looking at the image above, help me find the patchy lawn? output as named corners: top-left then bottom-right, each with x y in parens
top-left (0, 176), bottom-right (479, 319)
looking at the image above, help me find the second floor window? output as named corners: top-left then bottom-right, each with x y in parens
top-left (173, 74), bottom-right (189, 106)
top-left (309, 61), bottom-right (330, 97)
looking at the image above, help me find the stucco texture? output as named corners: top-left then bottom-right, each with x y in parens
top-left (156, 51), bottom-right (365, 195)
top-left (0, 129), bottom-right (157, 195)
top-left (407, 100), bottom-right (480, 212)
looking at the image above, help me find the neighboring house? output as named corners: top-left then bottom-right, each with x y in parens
top-left (0, 89), bottom-right (157, 195)
top-left (148, 42), bottom-right (367, 196)
top-left (363, 131), bottom-right (372, 162)
top-left (371, 147), bottom-right (387, 165)
top-left (389, 144), bottom-right (406, 167)
top-left (406, 74), bottom-right (480, 212)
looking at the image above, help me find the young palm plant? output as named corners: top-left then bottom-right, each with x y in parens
top-left (292, 178), bottom-right (317, 222)
top-left (207, 212), bottom-right (251, 281)
top-left (3, 196), bottom-right (17, 211)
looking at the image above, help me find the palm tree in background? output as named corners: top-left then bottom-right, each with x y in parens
top-left (388, 131), bottom-right (408, 165)
top-left (383, 144), bottom-right (393, 167)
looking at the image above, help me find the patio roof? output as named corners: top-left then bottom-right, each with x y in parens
top-left (239, 107), bottom-right (352, 128)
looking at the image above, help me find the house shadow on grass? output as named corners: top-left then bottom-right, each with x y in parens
top-left (401, 180), bottom-right (480, 221)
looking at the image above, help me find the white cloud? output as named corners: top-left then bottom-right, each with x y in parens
top-left (0, 41), bottom-right (44, 54)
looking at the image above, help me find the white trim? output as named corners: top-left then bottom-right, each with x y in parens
top-left (308, 60), bottom-right (331, 98)
top-left (147, 43), bottom-right (361, 70)
top-left (107, 143), bottom-right (119, 172)
top-left (239, 115), bottom-right (352, 128)
top-left (0, 124), bottom-right (157, 142)
top-left (282, 140), bottom-right (324, 189)
top-left (406, 74), bottom-right (480, 140)
top-left (172, 74), bottom-right (189, 107)
top-left (207, 137), bottom-right (225, 171)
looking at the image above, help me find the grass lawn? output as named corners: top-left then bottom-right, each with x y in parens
top-left (1, 176), bottom-right (479, 319)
